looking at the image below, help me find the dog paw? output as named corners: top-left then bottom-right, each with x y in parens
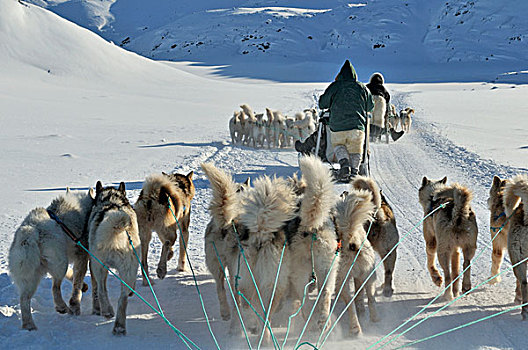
top-left (112, 326), bottom-right (127, 336)
top-left (432, 275), bottom-right (443, 287)
top-left (22, 321), bottom-right (38, 331)
top-left (383, 286), bottom-right (394, 298)
top-left (514, 296), bottom-right (523, 305)
top-left (102, 308), bottom-right (115, 319)
top-left (69, 302), bottom-right (81, 316)
top-left (348, 325), bottom-right (362, 337)
top-left (156, 267), bottom-right (167, 279)
top-left (220, 309), bottom-right (231, 321)
top-left (55, 305), bottom-right (71, 314)
top-left (488, 276), bottom-right (501, 285)
top-left (461, 286), bottom-right (471, 294)
top-left (442, 292), bottom-right (454, 302)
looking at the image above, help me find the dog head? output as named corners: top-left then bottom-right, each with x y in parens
top-left (488, 175), bottom-right (509, 214)
top-left (418, 176), bottom-right (447, 212)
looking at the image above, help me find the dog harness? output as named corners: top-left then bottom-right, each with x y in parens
top-left (47, 209), bottom-right (81, 243)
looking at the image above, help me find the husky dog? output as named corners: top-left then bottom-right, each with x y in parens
top-left (240, 104), bottom-right (256, 146)
top-left (134, 171), bottom-right (195, 285)
top-left (251, 113), bottom-right (266, 148)
top-left (272, 110), bottom-right (288, 148)
top-left (293, 112), bottom-right (316, 142)
top-left (283, 155), bottom-right (339, 332)
top-left (351, 176), bottom-right (399, 297)
top-left (201, 162), bottom-right (248, 326)
top-left (88, 181), bottom-right (140, 335)
top-left (418, 176), bottom-right (447, 287)
top-left (487, 175), bottom-right (511, 284)
top-left (387, 104), bottom-right (399, 130)
top-left (400, 108), bottom-right (415, 133)
top-left (9, 189), bottom-right (95, 330)
top-left (229, 111), bottom-right (245, 144)
top-left (504, 174), bottom-right (528, 318)
top-left (419, 178), bottom-right (478, 301)
top-left (371, 95), bottom-right (387, 142)
top-left (334, 188), bottom-right (378, 335)
top-left (303, 108), bottom-right (318, 124)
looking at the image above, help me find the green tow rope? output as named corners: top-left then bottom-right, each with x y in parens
top-left (319, 202), bottom-right (449, 349)
top-left (168, 201), bottom-right (221, 350)
top-left (77, 241), bottom-right (198, 349)
top-left (395, 301), bottom-right (528, 349)
top-left (211, 241), bottom-right (253, 349)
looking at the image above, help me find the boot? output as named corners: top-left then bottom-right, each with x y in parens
top-left (337, 158), bottom-right (352, 182)
top-left (349, 153), bottom-right (362, 179)
top-left (390, 128), bottom-right (404, 142)
top-left (295, 135), bottom-right (316, 155)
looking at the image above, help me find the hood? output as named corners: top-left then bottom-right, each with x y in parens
top-left (335, 60), bottom-right (357, 81)
top-left (369, 72), bottom-right (384, 85)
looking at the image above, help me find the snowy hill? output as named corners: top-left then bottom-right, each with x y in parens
top-left (24, 0), bottom-right (528, 82)
top-left (1, 1), bottom-right (528, 349)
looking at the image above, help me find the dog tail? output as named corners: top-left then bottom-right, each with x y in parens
top-left (106, 210), bottom-right (133, 231)
top-left (240, 176), bottom-right (297, 235)
top-left (434, 183), bottom-right (473, 222)
top-left (336, 189), bottom-right (376, 234)
top-left (8, 209), bottom-right (44, 288)
top-left (351, 176), bottom-right (385, 221)
top-left (201, 163), bottom-right (240, 228)
top-left (240, 104), bottom-right (255, 119)
top-left (298, 155), bottom-right (336, 230)
top-left (504, 174), bottom-right (528, 225)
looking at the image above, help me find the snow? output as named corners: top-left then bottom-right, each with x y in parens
top-left (1, 0), bottom-right (527, 349)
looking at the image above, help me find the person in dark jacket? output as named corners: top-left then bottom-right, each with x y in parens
top-left (319, 60), bottom-right (374, 180)
top-left (366, 72), bottom-right (404, 142)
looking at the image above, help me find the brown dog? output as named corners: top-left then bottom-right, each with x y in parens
top-left (134, 171), bottom-right (194, 285)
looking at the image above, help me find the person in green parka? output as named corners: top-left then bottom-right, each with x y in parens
top-left (319, 60), bottom-right (374, 180)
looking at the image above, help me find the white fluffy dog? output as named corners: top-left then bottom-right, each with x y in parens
top-left (9, 189), bottom-right (94, 330)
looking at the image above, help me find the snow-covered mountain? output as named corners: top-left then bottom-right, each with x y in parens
top-left (24, 0), bottom-right (528, 82)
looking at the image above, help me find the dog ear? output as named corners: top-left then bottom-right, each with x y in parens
top-left (243, 177), bottom-right (251, 187)
top-left (186, 171), bottom-right (194, 180)
top-left (88, 187), bottom-right (96, 200)
top-left (66, 187), bottom-right (71, 194)
top-left (118, 182), bottom-right (126, 194)
top-left (440, 176), bottom-right (447, 184)
top-left (162, 171), bottom-right (169, 176)
top-left (421, 176), bottom-right (429, 187)
top-left (158, 186), bottom-right (169, 205)
top-left (96, 181), bottom-right (103, 194)
top-left (492, 175), bottom-right (501, 188)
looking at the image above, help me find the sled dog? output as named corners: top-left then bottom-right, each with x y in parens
top-left (334, 188), bottom-right (379, 335)
top-left (201, 162), bottom-right (249, 327)
top-left (283, 155), bottom-right (339, 333)
top-left (400, 108), bottom-right (414, 133)
top-left (9, 188), bottom-right (95, 330)
top-left (351, 176), bottom-right (399, 297)
top-left (88, 181), bottom-right (140, 335)
top-left (487, 175), bottom-right (511, 284)
top-left (504, 174), bottom-right (528, 319)
top-left (229, 111), bottom-right (245, 144)
top-left (419, 178), bottom-right (478, 301)
top-left (240, 104), bottom-right (256, 146)
top-left (134, 171), bottom-right (195, 285)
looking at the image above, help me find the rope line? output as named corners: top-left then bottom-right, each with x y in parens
top-left (281, 279), bottom-right (315, 349)
top-left (77, 242), bottom-right (198, 349)
top-left (394, 302), bottom-right (528, 349)
top-left (125, 231), bottom-right (164, 316)
top-left (319, 202), bottom-right (449, 348)
top-left (293, 249), bottom-right (340, 349)
top-left (211, 241), bottom-right (253, 349)
top-left (168, 201), bottom-right (221, 350)
top-left (370, 208), bottom-right (517, 350)
top-left (231, 222), bottom-right (280, 346)
top-left (381, 254), bottom-right (528, 350)
top-left (315, 216), bottom-right (376, 347)
top-left (257, 242), bottom-right (287, 350)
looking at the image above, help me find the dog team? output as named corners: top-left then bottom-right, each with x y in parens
top-left (229, 104), bottom-right (317, 148)
top-left (8, 154), bottom-right (528, 339)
